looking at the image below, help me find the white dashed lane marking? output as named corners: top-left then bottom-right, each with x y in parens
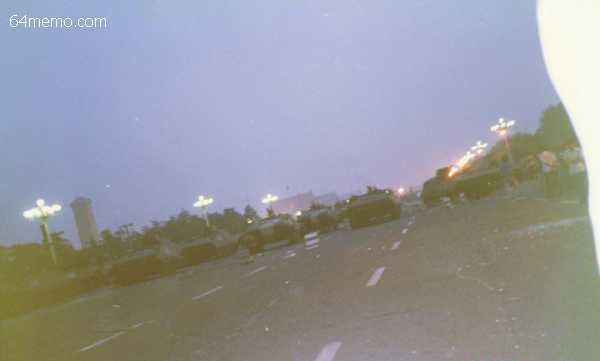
top-left (304, 232), bottom-right (319, 240)
top-left (79, 331), bottom-right (125, 352)
top-left (129, 322), bottom-right (145, 329)
top-left (306, 244), bottom-right (320, 251)
top-left (244, 265), bottom-right (267, 278)
top-left (283, 251), bottom-right (297, 259)
top-left (313, 342), bottom-right (342, 361)
top-left (306, 239), bottom-right (320, 247)
top-left (366, 267), bottom-right (386, 287)
top-left (192, 285), bottom-right (224, 300)
top-left (391, 240), bottom-right (402, 250)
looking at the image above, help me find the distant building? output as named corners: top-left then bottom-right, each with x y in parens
top-left (272, 192), bottom-right (315, 216)
top-left (271, 191), bottom-right (341, 215)
top-left (314, 192), bottom-right (339, 206)
top-left (70, 197), bottom-right (101, 249)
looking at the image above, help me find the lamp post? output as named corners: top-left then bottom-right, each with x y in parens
top-left (261, 193), bottom-right (279, 215)
top-left (448, 150), bottom-right (477, 178)
top-left (193, 195), bottom-right (214, 227)
top-left (23, 199), bottom-right (61, 265)
top-left (471, 140), bottom-right (489, 156)
top-left (491, 118), bottom-right (516, 164)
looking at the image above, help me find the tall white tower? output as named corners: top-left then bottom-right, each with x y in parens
top-left (70, 197), bottom-right (100, 249)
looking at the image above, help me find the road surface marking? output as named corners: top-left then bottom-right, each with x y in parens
top-left (561, 200), bottom-right (580, 205)
top-left (366, 267), bottom-right (385, 287)
top-left (402, 228), bottom-right (408, 234)
top-left (128, 320), bottom-right (155, 329)
top-left (313, 341), bottom-right (342, 361)
top-left (304, 232), bottom-right (319, 240)
top-left (79, 331), bottom-right (125, 352)
top-left (306, 244), bottom-right (320, 251)
top-left (244, 265), bottom-right (267, 277)
top-left (283, 252), bottom-right (297, 259)
top-left (512, 216), bottom-right (588, 237)
top-left (306, 239), bottom-right (320, 247)
top-left (455, 267), bottom-right (498, 292)
top-left (391, 241), bottom-right (402, 250)
top-left (192, 285), bottom-right (224, 300)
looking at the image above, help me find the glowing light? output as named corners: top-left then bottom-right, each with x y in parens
top-left (261, 193), bottom-right (279, 205)
top-left (397, 187), bottom-right (405, 195)
top-left (491, 118), bottom-right (516, 135)
top-left (448, 148), bottom-right (480, 178)
top-left (471, 140), bottom-right (488, 155)
top-left (193, 195), bottom-right (214, 209)
top-left (295, 210), bottom-right (302, 217)
top-left (23, 199), bottom-right (62, 220)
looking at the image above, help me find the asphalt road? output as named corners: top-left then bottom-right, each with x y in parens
top-left (2, 196), bottom-right (599, 361)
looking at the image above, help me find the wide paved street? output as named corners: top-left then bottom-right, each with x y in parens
top-left (2, 196), bottom-right (599, 361)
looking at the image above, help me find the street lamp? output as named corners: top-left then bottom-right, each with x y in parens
top-left (448, 150), bottom-right (477, 178)
top-left (261, 193), bottom-right (278, 214)
top-left (471, 140), bottom-right (488, 155)
top-left (23, 199), bottom-right (61, 265)
top-left (193, 195), bottom-right (214, 227)
top-left (491, 118), bottom-right (516, 164)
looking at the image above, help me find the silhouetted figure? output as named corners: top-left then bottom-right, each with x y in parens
top-left (499, 155), bottom-right (514, 192)
top-left (538, 150), bottom-right (561, 199)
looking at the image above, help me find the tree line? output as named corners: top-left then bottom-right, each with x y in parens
top-left (0, 204), bottom-right (262, 288)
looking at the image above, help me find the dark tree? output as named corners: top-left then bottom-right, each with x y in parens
top-left (221, 208), bottom-right (246, 233)
top-left (243, 205), bottom-right (260, 222)
top-left (100, 229), bottom-right (126, 258)
top-left (535, 103), bottom-right (577, 150)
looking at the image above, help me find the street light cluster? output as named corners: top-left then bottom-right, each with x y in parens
top-left (490, 118), bottom-right (516, 136)
top-left (261, 193), bottom-right (279, 208)
top-left (23, 199), bottom-right (62, 265)
top-left (447, 117), bottom-right (516, 179)
top-left (189, 192), bottom-right (281, 226)
top-left (448, 141), bottom-right (487, 178)
top-left (193, 195), bottom-right (214, 227)
top-left (23, 199), bottom-right (62, 220)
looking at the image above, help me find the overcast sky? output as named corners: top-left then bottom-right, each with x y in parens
top-left (1, 0), bottom-right (559, 246)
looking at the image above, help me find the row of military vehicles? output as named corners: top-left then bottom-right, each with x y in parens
top-left (420, 156), bottom-right (537, 207)
top-left (109, 188), bottom-right (402, 285)
top-left (110, 159), bottom-right (524, 286)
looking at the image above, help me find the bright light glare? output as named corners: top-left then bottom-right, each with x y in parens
top-left (491, 118), bottom-right (516, 136)
top-left (448, 148), bottom-right (479, 178)
top-left (193, 195), bottom-right (214, 208)
top-left (397, 188), bottom-right (405, 195)
top-left (262, 193), bottom-right (279, 205)
top-left (23, 199), bottom-right (62, 220)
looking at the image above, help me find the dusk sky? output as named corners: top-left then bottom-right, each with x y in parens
top-left (1, 0), bottom-right (559, 246)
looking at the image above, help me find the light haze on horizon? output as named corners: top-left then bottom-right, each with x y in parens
top-left (1, 0), bottom-right (559, 246)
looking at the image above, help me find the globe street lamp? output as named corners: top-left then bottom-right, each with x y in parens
top-left (471, 140), bottom-right (489, 155)
top-left (193, 195), bottom-right (214, 227)
top-left (448, 150), bottom-right (477, 178)
top-left (491, 118), bottom-right (516, 164)
top-left (23, 199), bottom-right (61, 265)
top-left (261, 193), bottom-right (279, 215)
